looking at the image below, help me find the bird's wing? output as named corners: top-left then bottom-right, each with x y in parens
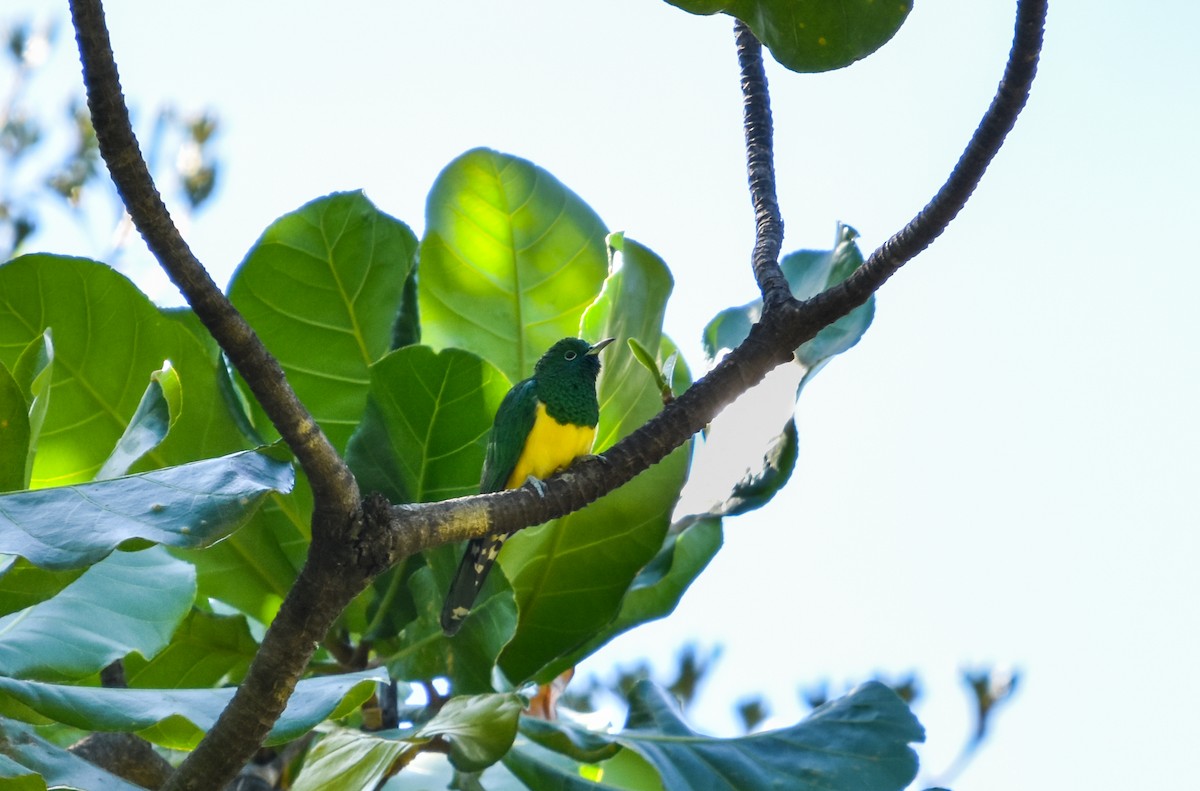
top-left (479, 377), bottom-right (539, 494)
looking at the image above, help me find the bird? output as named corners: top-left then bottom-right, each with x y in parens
top-left (440, 336), bottom-right (614, 636)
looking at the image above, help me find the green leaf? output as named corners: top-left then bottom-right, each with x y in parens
top-left (0, 667), bottom-right (387, 750)
top-left (0, 361), bottom-right (30, 492)
top-left (0, 448), bottom-right (294, 570)
top-left (418, 148), bottom-right (610, 384)
top-left (384, 546), bottom-right (516, 695)
top-left (617, 680), bottom-right (922, 790)
top-left (123, 609), bottom-right (259, 688)
top-left (345, 345), bottom-right (511, 504)
top-left (0, 255), bottom-right (247, 486)
top-left (391, 263), bottom-right (421, 350)
top-left (519, 717), bottom-right (621, 764)
top-left (664, 0), bottom-right (911, 73)
top-left (421, 693), bottom-right (524, 772)
top-left (499, 236), bottom-right (691, 684)
top-left (0, 719), bottom-right (143, 791)
top-left (0, 558), bottom-right (84, 617)
top-left (96, 361), bottom-right (182, 480)
top-left (11, 330), bottom-right (53, 491)
top-left (228, 191), bottom-right (417, 452)
top-left (0, 547), bottom-right (195, 682)
top-left (292, 727), bottom-right (414, 791)
top-left (552, 517), bottom-right (723, 672)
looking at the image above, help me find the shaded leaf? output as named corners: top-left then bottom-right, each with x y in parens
top-left (546, 517), bottom-right (723, 677)
top-left (418, 147), bottom-right (609, 384)
top-left (615, 680), bottom-right (922, 790)
top-left (178, 472), bottom-right (310, 625)
top-left (345, 345), bottom-right (510, 504)
top-left (0, 667), bottom-right (387, 750)
top-left (95, 361), bottom-right (182, 480)
top-left (505, 737), bottom-right (664, 791)
top-left (384, 546), bottom-right (516, 695)
top-left (0, 720), bottom-right (142, 791)
top-left (709, 418), bottom-right (798, 518)
top-left (0, 558), bottom-right (84, 617)
top-left (665, 0), bottom-right (911, 73)
top-left (499, 235), bottom-right (690, 684)
top-left (0, 448), bottom-right (294, 570)
top-left (0, 547), bottom-right (194, 682)
top-left (123, 609), bottom-right (259, 688)
top-left (228, 191), bottom-right (417, 451)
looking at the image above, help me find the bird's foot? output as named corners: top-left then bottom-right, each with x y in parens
top-left (523, 475), bottom-right (548, 497)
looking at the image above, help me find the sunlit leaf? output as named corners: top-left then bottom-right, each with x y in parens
top-left (228, 191), bottom-right (417, 451)
top-left (0, 362), bottom-right (29, 492)
top-left (418, 148), bottom-right (609, 383)
top-left (0, 255), bottom-right (246, 486)
top-left (95, 361), bottom-right (182, 480)
top-left (123, 609), bottom-right (259, 688)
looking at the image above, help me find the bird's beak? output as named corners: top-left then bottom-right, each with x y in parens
top-left (587, 338), bottom-right (616, 355)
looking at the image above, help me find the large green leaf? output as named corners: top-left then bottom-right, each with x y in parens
top-left (0, 667), bottom-right (387, 750)
top-left (504, 736), bottom-right (664, 791)
top-left (545, 517), bottom-right (723, 679)
top-left (291, 727), bottom-right (413, 791)
top-left (0, 547), bottom-right (194, 682)
top-left (418, 148), bottom-right (610, 383)
top-left (123, 609), bottom-right (259, 688)
top-left (0, 255), bottom-right (246, 486)
top-left (345, 345), bottom-right (511, 504)
top-left (0, 448), bottom-right (294, 570)
top-left (228, 191), bottom-right (417, 452)
top-left (498, 236), bottom-right (691, 684)
top-left (0, 720), bottom-right (143, 791)
top-left (95, 362), bottom-right (182, 480)
top-left (0, 362), bottom-right (29, 492)
top-left (537, 681), bottom-right (923, 791)
top-left (664, 0), bottom-right (911, 73)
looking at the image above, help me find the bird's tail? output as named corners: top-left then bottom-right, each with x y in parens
top-left (440, 534), bottom-right (507, 635)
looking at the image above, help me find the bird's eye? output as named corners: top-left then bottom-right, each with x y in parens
top-left (564, 351), bottom-right (577, 360)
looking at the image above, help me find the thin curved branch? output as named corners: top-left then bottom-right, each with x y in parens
top-left (68, 0), bottom-right (356, 515)
top-left (735, 20), bottom-right (790, 309)
top-left (786, 0), bottom-right (1048, 337)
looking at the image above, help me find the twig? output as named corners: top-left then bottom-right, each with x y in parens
top-left (735, 20), bottom-right (790, 309)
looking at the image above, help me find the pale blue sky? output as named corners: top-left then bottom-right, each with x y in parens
top-left (9, 1), bottom-right (1199, 788)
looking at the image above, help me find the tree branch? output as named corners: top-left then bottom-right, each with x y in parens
top-left (786, 0), bottom-right (1048, 338)
top-left (68, 0), bottom-right (356, 515)
top-left (735, 20), bottom-right (791, 309)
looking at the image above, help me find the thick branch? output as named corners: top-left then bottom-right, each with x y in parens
top-left (787, 0), bottom-right (1048, 337)
top-left (735, 20), bottom-right (791, 309)
top-left (68, 0), bottom-right (356, 515)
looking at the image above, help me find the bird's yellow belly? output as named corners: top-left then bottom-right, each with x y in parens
top-left (505, 403), bottom-right (597, 489)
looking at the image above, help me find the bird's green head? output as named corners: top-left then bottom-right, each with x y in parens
top-left (533, 337), bottom-right (614, 424)
top-left (534, 337), bottom-right (614, 382)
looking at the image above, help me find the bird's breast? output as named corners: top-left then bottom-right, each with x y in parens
top-left (505, 402), bottom-right (597, 488)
